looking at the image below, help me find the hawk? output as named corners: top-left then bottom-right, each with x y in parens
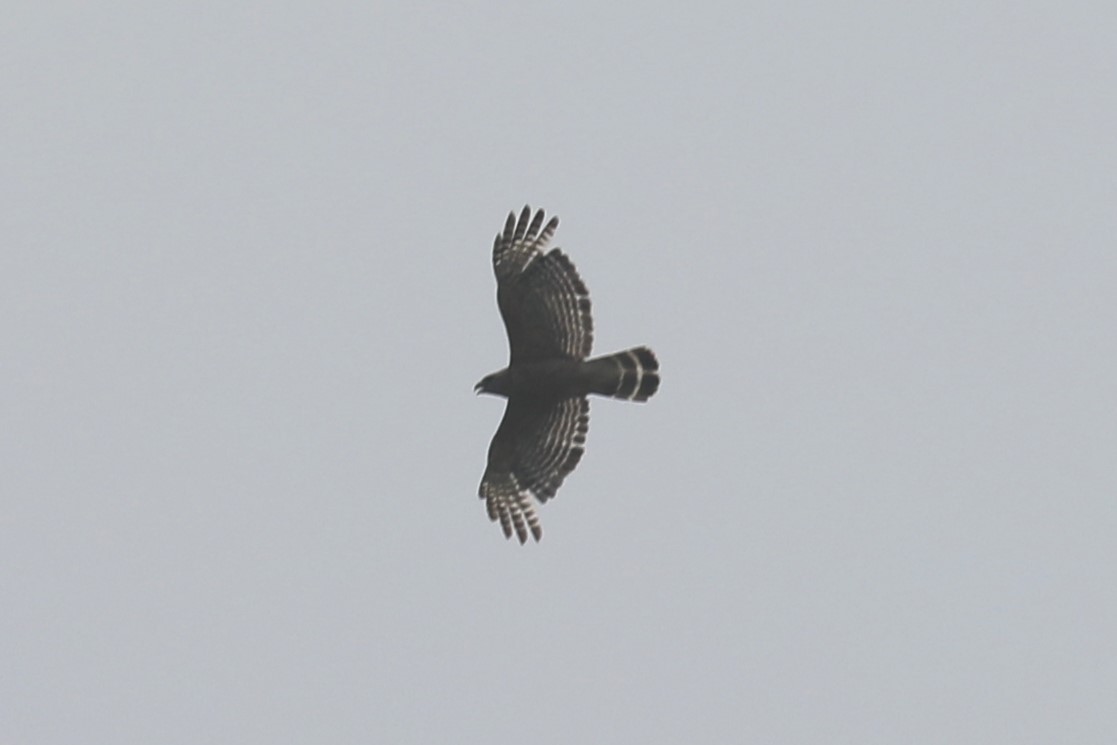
top-left (475, 206), bottom-right (660, 543)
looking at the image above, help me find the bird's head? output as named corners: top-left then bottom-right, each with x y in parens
top-left (474, 370), bottom-right (509, 396)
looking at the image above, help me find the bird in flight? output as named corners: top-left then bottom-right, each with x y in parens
top-left (475, 206), bottom-right (659, 543)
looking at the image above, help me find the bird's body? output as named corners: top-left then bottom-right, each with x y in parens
top-left (477, 350), bottom-right (658, 401)
top-left (477, 359), bottom-right (590, 400)
top-left (476, 206), bottom-right (659, 543)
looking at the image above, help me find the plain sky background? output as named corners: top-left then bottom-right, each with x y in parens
top-left (4, 2), bottom-right (1115, 743)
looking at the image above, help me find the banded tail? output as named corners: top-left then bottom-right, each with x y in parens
top-left (587, 346), bottom-right (660, 402)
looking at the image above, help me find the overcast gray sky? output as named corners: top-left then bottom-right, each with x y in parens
top-left (4, 2), bottom-right (1115, 743)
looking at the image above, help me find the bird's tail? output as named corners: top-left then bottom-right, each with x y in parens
top-left (585, 346), bottom-right (660, 402)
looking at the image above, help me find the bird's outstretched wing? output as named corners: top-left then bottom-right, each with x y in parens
top-left (492, 206), bottom-right (594, 363)
top-left (478, 396), bottom-right (590, 543)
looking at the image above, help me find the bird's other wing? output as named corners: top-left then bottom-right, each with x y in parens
top-left (492, 206), bottom-right (593, 363)
top-left (478, 396), bottom-right (590, 543)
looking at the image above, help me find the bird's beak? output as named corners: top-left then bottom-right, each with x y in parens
top-left (474, 382), bottom-right (483, 395)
